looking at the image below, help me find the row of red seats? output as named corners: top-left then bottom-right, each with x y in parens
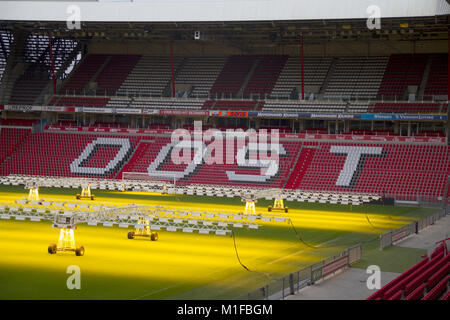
top-left (377, 54), bottom-right (428, 98)
top-left (300, 128), bottom-right (328, 134)
top-left (210, 55), bottom-right (258, 97)
top-left (424, 54), bottom-right (448, 98)
top-left (370, 102), bottom-right (444, 114)
top-left (61, 54), bottom-right (109, 94)
top-left (212, 100), bottom-right (257, 110)
top-left (0, 119), bottom-right (38, 126)
top-left (296, 142), bottom-right (450, 201)
top-left (243, 55), bottom-right (288, 99)
top-left (55, 97), bottom-right (110, 108)
top-left (284, 146), bottom-right (317, 189)
top-left (0, 128), bottom-right (31, 164)
top-left (94, 54), bottom-right (141, 95)
top-left (367, 242), bottom-right (449, 300)
top-left (0, 131), bottom-right (449, 201)
top-left (0, 132), bottom-right (140, 179)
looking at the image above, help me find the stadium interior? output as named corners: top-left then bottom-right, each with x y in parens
top-left (0, 0), bottom-right (449, 302)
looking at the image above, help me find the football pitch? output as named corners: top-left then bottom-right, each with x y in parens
top-left (0, 185), bottom-right (438, 300)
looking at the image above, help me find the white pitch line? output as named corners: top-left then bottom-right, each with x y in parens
top-left (131, 282), bottom-right (185, 300)
top-left (267, 236), bottom-right (345, 265)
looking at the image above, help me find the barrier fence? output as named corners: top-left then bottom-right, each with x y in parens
top-left (380, 205), bottom-right (449, 250)
top-left (238, 206), bottom-right (448, 300)
top-left (236, 243), bottom-right (362, 300)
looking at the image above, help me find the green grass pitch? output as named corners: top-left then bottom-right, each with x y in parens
top-left (0, 185), bottom-right (438, 299)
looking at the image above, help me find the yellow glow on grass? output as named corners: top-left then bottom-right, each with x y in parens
top-left (0, 188), bottom-right (427, 299)
top-left (1, 189), bottom-right (410, 235)
top-left (0, 219), bottom-right (312, 286)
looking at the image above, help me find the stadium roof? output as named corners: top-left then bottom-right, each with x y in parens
top-left (0, 0), bottom-right (449, 23)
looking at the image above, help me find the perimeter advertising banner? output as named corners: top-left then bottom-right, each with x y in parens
top-left (43, 125), bottom-right (446, 143)
top-left (4, 105), bottom-right (447, 121)
top-left (361, 114), bottom-right (448, 121)
top-left (209, 111), bottom-right (249, 117)
top-left (159, 110), bottom-right (209, 116)
top-left (114, 108), bottom-right (142, 115)
top-left (252, 112), bottom-right (447, 121)
top-left (44, 125), bottom-right (174, 135)
top-left (80, 107), bottom-right (114, 114)
top-left (3, 105), bottom-right (42, 112)
top-left (278, 132), bottom-right (445, 143)
top-left (41, 106), bottom-right (77, 112)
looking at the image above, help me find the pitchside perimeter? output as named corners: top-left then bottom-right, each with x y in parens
top-left (0, 185), bottom-right (441, 299)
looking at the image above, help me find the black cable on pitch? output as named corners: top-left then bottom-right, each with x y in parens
top-left (288, 216), bottom-right (379, 248)
top-left (364, 212), bottom-right (385, 231)
top-left (287, 218), bottom-right (319, 249)
top-left (232, 230), bottom-right (251, 272)
top-left (231, 230), bottom-right (271, 280)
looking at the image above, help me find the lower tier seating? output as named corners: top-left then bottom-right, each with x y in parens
top-left (367, 240), bottom-right (450, 300)
top-left (0, 128), bottom-right (31, 164)
top-left (0, 132), bottom-right (140, 179)
top-left (0, 131), bottom-right (449, 201)
top-left (293, 142), bottom-right (449, 201)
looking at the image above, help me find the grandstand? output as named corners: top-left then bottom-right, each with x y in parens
top-left (367, 239), bottom-right (450, 300)
top-left (0, 0), bottom-right (449, 303)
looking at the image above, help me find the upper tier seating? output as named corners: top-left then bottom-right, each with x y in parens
top-left (94, 54), bottom-right (141, 95)
top-left (271, 56), bottom-right (333, 99)
top-left (117, 56), bottom-right (183, 97)
top-left (54, 96), bottom-right (110, 108)
top-left (243, 55), bottom-right (288, 99)
top-left (130, 97), bottom-right (205, 110)
top-left (105, 96), bottom-right (132, 109)
top-left (209, 55), bottom-right (257, 98)
top-left (60, 54), bottom-right (140, 96)
top-left (263, 100), bottom-right (346, 113)
top-left (20, 53), bottom-right (447, 114)
top-left (377, 54), bottom-right (428, 99)
top-left (174, 56), bottom-right (227, 98)
top-left (323, 56), bottom-right (388, 100)
top-left (346, 102), bottom-right (370, 113)
top-left (60, 54), bottom-right (109, 94)
top-left (9, 65), bottom-right (51, 105)
top-left (369, 102), bottom-right (445, 114)
top-left (424, 54), bottom-right (448, 100)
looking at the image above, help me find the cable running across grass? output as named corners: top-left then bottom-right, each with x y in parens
top-left (287, 218), bottom-right (319, 249)
top-left (231, 230), bottom-right (271, 280)
top-left (288, 217), bottom-right (380, 249)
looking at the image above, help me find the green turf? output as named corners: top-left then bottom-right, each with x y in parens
top-left (352, 245), bottom-right (427, 274)
top-left (0, 185), bottom-right (441, 299)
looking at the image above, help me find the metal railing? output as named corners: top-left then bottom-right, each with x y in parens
top-left (380, 205), bottom-right (449, 250)
top-left (235, 243), bottom-right (362, 300)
